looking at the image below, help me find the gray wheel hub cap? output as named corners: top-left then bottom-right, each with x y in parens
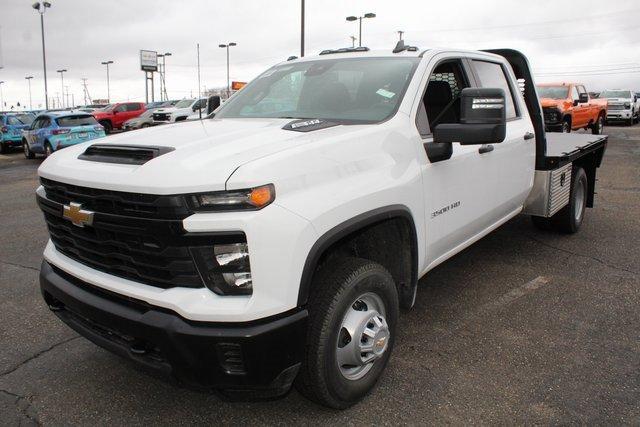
top-left (336, 292), bottom-right (389, 381)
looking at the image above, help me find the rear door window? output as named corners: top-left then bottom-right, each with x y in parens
top-left (126, 103), bottom-right (142, 112)
top-left (56, 115), bottom-right (98, 127)
top-left (471, 60), bottom-right (519, 119)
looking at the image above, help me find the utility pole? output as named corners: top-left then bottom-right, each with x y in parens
top-left (56, 69), bottom-right (67, 108)
top-left (0, 81), bottom-right (4, 111)
top-left (197, 43), bottom-right (201, 118)
top-left (82, 78), bottom-right (91, 105)
top-left (25, 76), bottom-right (34, 110)
top-left (32, 2), bottom-right (51, 110)
top-left (301, 0), bottom-right (305, 57)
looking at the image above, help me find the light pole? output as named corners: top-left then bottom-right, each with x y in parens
top-left (346, 13), bottom-right (376, 47)
top-left (101, 60), bottom-right (113, 102)
top-left (397, 30), bottom-right (404, 41)
top-left (218, 42), bottom-right (236, 98)
top-left (350, 36), bottom-right (357, 48)
top-left (0, 81), bottom-right (4, 111)
top-left (32, 1), bottom-right (51, 110)
top-left (157, 52), bottom-right (171, 101)
top-left (56, 69), bottom-right (67, 108)
top-left (25, 76), bottom-right (34, 110)
top-left (300, 0), bottom-right (305, 57)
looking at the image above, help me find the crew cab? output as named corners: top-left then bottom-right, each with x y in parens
top-left (600, 89), bottom-right (639, 125)
top-left (537, 83), bottom-right (607, 134)
top-left (35, 46), bottom-right (607, 409)
top-left (92, 102), bottom-right (146, 133)
top-left (152, 98), bottom-right (208, 124)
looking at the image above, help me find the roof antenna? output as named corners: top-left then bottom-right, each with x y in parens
top-left (393, 39), bottom-right (406, 53)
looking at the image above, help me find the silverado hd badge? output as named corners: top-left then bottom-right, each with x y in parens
top-left (63, 202), bottom-right (94, 227)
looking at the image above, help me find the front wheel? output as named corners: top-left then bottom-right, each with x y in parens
top-left (296, 257), bottom-right (399, 409)
top-left (100, 120), bottom-right (113, 134)
top-left (591, 115), bottom-right (604, 135)
top-left (561, 120), bottom-right (571, 133)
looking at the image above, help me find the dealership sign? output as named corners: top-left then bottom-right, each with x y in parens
top-left (231, 81), bottom-right (247, 91)
top-left (140, 50), bottom-right (158, 72)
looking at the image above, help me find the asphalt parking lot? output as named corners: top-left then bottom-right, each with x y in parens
top-left (0, 125), bottom-right (638, 425)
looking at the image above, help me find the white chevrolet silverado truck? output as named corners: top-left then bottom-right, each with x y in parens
top-left (600, 89), bottom-right (639, 125)
top-left (152, 98), bottom-right (208, 123)
top-left (36, 45), bottom-right (607, 408)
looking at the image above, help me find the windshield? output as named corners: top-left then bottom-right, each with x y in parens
top-left (600, 90), bottom-right (632, 99)
top-left (536, 86), bottom-right (569, 100)
top-left (175, 99), bottom-right (195, 108)
top-left (139, 109), bottom-right (154, 118)
top-left (56, 115), bottom-right (98, 127)
top-left (99, 104), bottom-right (114, 112)
top-left (215, 57), bottom-right (421, 123)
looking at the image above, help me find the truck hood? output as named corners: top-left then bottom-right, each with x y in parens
top-left (38, 118), bottom-right (340, 194)
top-left (604, 98), bottom-right (631, 103)
top-left (153, 107), bottom-right (182, 114)
top-left (539, 98), bottom-right (569, 109)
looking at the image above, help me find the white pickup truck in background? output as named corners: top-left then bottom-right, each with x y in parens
top-left (152, 98), bottom-right (208, 123)
top-left (36, 45), bottom-right (607, 409)
top-left (600, 89), bottom-right (639, 125)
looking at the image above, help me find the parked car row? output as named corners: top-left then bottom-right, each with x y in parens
top-left (536, 82), bottom-right (640, 133)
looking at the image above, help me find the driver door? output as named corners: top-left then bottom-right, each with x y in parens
top-left (416, 56), bottom-right (499, 267)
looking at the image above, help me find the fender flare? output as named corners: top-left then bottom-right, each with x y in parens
top-left (296, 204), bottom-right (419, 307)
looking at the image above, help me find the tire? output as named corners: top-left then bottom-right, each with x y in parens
top-left (561, 120), bottom-right (571, 133)
top-left (296, 257), bottom-right (399, 409)
top-left (141, 123), bottom-right (150, 128)
top-left (0, 142), bottom-right (7, 154)
top-left (44, 142), bottom-right (53, 158)
top-left (627, 117), bottom-right (634, 126)
top-left (591, 114), bottom-right (604, 135)
top-left (23, 140), bottom-right (35, 159)
top-left (550, 167), bottom-right (588, 234)
top-left (100, 120), bottom-right (113, 134)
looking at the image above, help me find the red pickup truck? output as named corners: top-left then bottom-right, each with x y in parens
top-left (536, 83), bottom-right (607, 134)
top-left (92, 102), bottom-right (146, 134)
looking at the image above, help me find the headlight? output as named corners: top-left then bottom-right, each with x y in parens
top-left (190, 184), bottom-right (275, 211)
top-left (624, 102), bottom-right (631, 109)
top-left (191, 241), bottom-right (253, 295)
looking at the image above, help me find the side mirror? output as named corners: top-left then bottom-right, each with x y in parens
top-left (207, 96), bottom-right (221, 115)
top-left (579, 93), bottom-right (589, 103)
top-left (433, 87), bottom-right (506, 145)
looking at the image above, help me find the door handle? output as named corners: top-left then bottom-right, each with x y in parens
top-left (524, 131), bottom-right (535, 140)
top-left (478, 144), bottom-right (494, 154)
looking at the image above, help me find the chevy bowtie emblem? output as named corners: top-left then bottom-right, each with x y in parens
top-left (63, 202), bottom-right (94, 227)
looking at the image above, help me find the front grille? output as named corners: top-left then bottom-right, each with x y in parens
top-left (608, 104), bottom-right (626, 111)
top-left (153, 113), bottom-right (170, 121)
top-left (542, 107), bottom-right (560, 122)
top-left (38, 179), bottom-right (246, 289)
top-left (41, 178), bottom-right (191, 219)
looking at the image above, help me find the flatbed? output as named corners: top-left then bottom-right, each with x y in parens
top-left (542, 133), bottom-right (608, 169)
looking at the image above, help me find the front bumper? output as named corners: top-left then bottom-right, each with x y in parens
top-left (606, 110), bottom-right (632, 120)
top-left (40, 260), bottom-right (308, 397)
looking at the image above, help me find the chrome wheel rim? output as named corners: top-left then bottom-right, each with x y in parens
top-left (562, 123), bottom-right (570, 133)
top-left (336, 292), bottom-right (389, 381)
top-left (574, 179), bottom-right (585, 221)
top-left (45, 145), bottom-right (52, 157)
top-left (23, 143), bottom-right (28, 156)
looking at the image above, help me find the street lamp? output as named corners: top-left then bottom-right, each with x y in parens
top-left (350, 35), bottom-right (357, 48)
top-left (101, 60), bottom-right (113, 102)
top-left (157, 52), bottom-right (171, 101)
top-left (56, 69), bottom-right (67, 108)
top-left (25, 76), bottom-right (34, 110)
top-left (218, 42), bottom-right (237, 98)
top-left (0, 81), bottom-right (4, 111)
top-left (32, 1), bottom-right (52, 110)
top-left (346, 12), bottom-right (376, 47)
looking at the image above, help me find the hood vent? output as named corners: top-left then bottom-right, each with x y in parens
top-left (78, 144), bottom-right (175, 165)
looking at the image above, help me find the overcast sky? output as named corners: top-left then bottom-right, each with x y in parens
top-left (0, 0), bottom-right (639, 109)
